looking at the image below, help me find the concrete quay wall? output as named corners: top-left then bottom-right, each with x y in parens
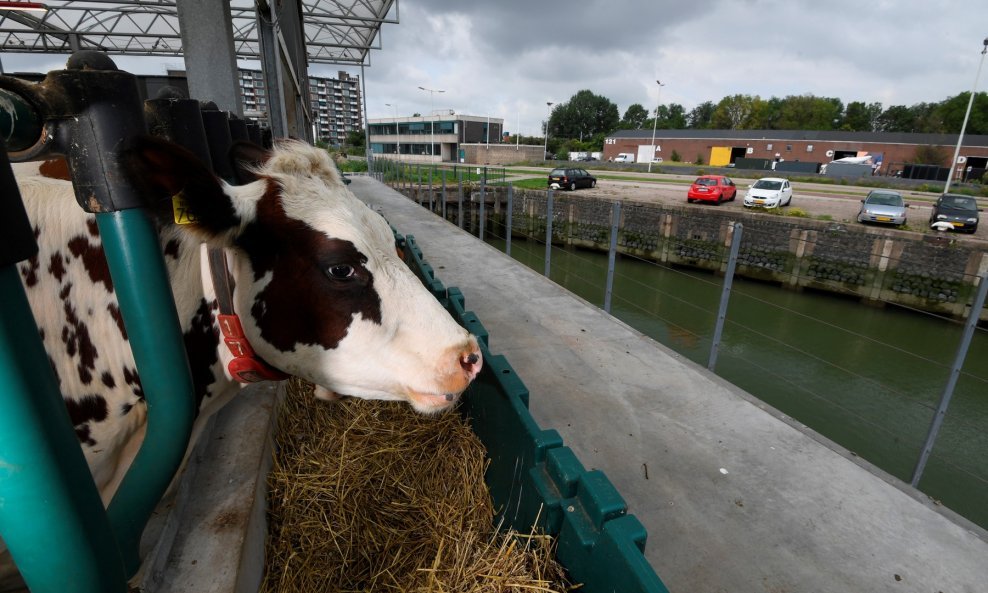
top-left (405, 185), bottom-right (988, 320)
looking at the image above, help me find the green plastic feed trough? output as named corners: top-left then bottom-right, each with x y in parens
top-left (399, 233), bottom-right (669, 593)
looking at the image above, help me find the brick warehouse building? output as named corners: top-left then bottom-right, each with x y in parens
top-left (603, 130), bottom-right (988, 181)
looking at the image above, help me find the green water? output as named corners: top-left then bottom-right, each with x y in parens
top-left (487, 234), bottom-right (988, 530)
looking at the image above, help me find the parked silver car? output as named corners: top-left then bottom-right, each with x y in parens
top-left (857, 190), bottom-right (908, 226)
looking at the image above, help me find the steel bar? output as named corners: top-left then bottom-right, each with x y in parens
top-left (708, 222), bottom-right (743, 372)
top-left (603, 201), bottom-right (621, 313)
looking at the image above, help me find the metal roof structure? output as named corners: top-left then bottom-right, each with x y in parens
top-left (0, 0), bottom-right (397, 66)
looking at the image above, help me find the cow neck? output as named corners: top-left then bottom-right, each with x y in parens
top-left (206, 247), bottom-right (290, 383)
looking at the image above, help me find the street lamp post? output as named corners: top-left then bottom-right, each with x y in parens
top-left (385, 102), bottom-right (399, 160)
top-left (418, 86), bottom-right (445, 162)
top-left (543, 101), bottom-right (554, 162)
top-left (648, 80), bottom-right (665, 173)
top-left (944, 38), bottom-right (988, 193)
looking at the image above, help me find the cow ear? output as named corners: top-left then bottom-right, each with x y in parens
top-left (229, 141), bottom-right (270, 185)
top-left (122, 136), bottom-right (239, 238)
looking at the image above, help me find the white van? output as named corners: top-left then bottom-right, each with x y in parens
top-left (613, 153), bottom-right (635, 163)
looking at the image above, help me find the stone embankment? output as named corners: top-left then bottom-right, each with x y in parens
top-left (403, 185), bottom-right (988, 320)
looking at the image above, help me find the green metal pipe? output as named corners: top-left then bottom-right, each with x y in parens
top-left (97, 209), bottom-right (196, 576)
top-left (0, 265), bottom-right (128, 593)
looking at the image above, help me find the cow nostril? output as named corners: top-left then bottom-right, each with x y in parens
top-left (459, 350), bottom-right (482, 377)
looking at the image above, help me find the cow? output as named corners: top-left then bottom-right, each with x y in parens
top-left (0, 137), bottom-right (482, 588)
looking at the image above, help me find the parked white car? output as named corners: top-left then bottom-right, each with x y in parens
top-left (613, 153), bottom-right (635, 163)
top-left (743, 177), bottom-right (793, 208)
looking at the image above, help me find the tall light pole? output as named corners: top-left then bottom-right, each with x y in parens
top-left (648, 80), bottom-right (665, 173)
top-left (385, 102), bottom-right (399, 160)
top-left (944, 38), bottom-right (988, 193)
top-left (543, 101), bottom-right (554, 162)
top-left (417, 86), bottom-right (445, 161)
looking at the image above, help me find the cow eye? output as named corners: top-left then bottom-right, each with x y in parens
top-left (327, 264), bottom-right (355, 279)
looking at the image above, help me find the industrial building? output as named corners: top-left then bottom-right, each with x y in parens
top-left (603, 129), bottom-right (988, 180)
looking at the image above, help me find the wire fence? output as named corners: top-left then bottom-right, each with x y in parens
top-left (371, 160), bottom-right (988, 532)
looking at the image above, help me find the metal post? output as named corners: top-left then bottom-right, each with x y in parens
top-left (506, 183), bottom-right (514, 257)
top-left (416, 165), bottom-right (421, 205)
top-left (0, 143), bottom-right (128, 593)
top-left (544, 189), bottom-right (554, 277)
top-left (911, 273), bottom-right (988, 486)
top-left (708, 222), bottom-right (743, 371)
top-left (441, 169), bottom-right (447, 220)
top-left (603, 201), bottom-right (621, 313)
top-left (479, 172), bottom-right (486, 240)
top-left (457, 171), bottom-right (464, 229)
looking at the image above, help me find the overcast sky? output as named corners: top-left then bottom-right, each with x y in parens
top-left (2, 0), bottom-right (986, 138)
top-left (335, 0), bottom-right (988, 136)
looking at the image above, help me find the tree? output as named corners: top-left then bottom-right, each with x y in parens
top-left (548, 90), bottom-right (620, 141)
top-left (686, 101), bottom-right (716, 129)
top-left (644, 103), bottom-right (688, 130)
top-left (345, 130), bottom-right (365, 151)
top-left (775, 95), bottom-right (843, 130)
top-left (711, 94), bottom-right (760, 129)
top-left (620, 103), bottom-right (649, 130)
top-left (842, 101), bottom-right (883, 132)
top-left (936, 91), bottom-right (988, 135)
top-left (877, 105), bottom-right (914, 132)
top-left (912, 145), bottom-right (948, 166)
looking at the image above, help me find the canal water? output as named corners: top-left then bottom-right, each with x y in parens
top-left (481, 232), bottom-right (988, 531)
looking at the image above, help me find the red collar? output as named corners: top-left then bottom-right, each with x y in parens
top-left (207, 248), bottom-right (290, 383)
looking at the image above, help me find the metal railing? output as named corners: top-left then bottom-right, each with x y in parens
top-left (372, 158), bottom-right (988, 532)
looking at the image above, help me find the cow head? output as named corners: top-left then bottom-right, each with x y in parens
top-left (123, 137), bottom-right (482, 413)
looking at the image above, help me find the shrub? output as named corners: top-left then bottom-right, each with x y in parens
top-left (695, 154), bottom-right (705, 165)
top-left (786, 208), bottom-right (810, 218)
top-left (670, 149), bottom-right (682, 162)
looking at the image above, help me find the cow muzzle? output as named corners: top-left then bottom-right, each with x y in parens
top-left (407, 339), bottom-right (483, 413)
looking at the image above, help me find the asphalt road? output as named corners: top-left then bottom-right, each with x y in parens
top-left (511, 168), bottom-right (988, 242)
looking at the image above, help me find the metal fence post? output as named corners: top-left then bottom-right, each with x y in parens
top-left (544, 189), bottom-right (554, 277)
top-left (506, 183), bottom-right (514, 257)
top-left (708, 222), bottom-right (743, 372)
top-left (603, 201), bottom-right (621, 313)
top-left (441, 169), bottom-right (447, 220)
top-left (911, 273), bottom-right (988, 487)
top-left (428, 166), bottom-right (434, 212)
top-left (457, 171), bottom-right (464, 229)
top-left (479, 173), bottom-right (486, 240)
top-left (416, 165), bottom-right (422, 205)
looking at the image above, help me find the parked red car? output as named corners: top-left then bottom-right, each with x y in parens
top-left (687, 175), bottom-right (737, 204)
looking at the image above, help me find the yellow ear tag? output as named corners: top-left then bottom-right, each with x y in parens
top-left (172, 194), bottom-right (198, 225)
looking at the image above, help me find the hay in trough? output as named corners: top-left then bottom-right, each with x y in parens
top-left (261, 377), bottom-right (575, 593)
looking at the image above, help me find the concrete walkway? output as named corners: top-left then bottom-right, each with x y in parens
top-left (350, 176), bottom-right (988, 593)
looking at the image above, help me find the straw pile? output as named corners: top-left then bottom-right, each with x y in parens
top-left (261, 377), bottom-right (575, 593)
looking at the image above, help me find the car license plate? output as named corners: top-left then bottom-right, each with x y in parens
top-left (697, 188), bottom-right (708, 192)
top-left (952, 222), bottom-right (965, 227)
top-left (754, 199), bottom-right (764, 204)
top-left (876, 216), bottom-right (891, 222)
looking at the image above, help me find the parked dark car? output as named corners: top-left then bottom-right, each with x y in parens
top-left (929, 193), bottom-right (980, 234)
top-left (548, 168), bottom-right (596, 190)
